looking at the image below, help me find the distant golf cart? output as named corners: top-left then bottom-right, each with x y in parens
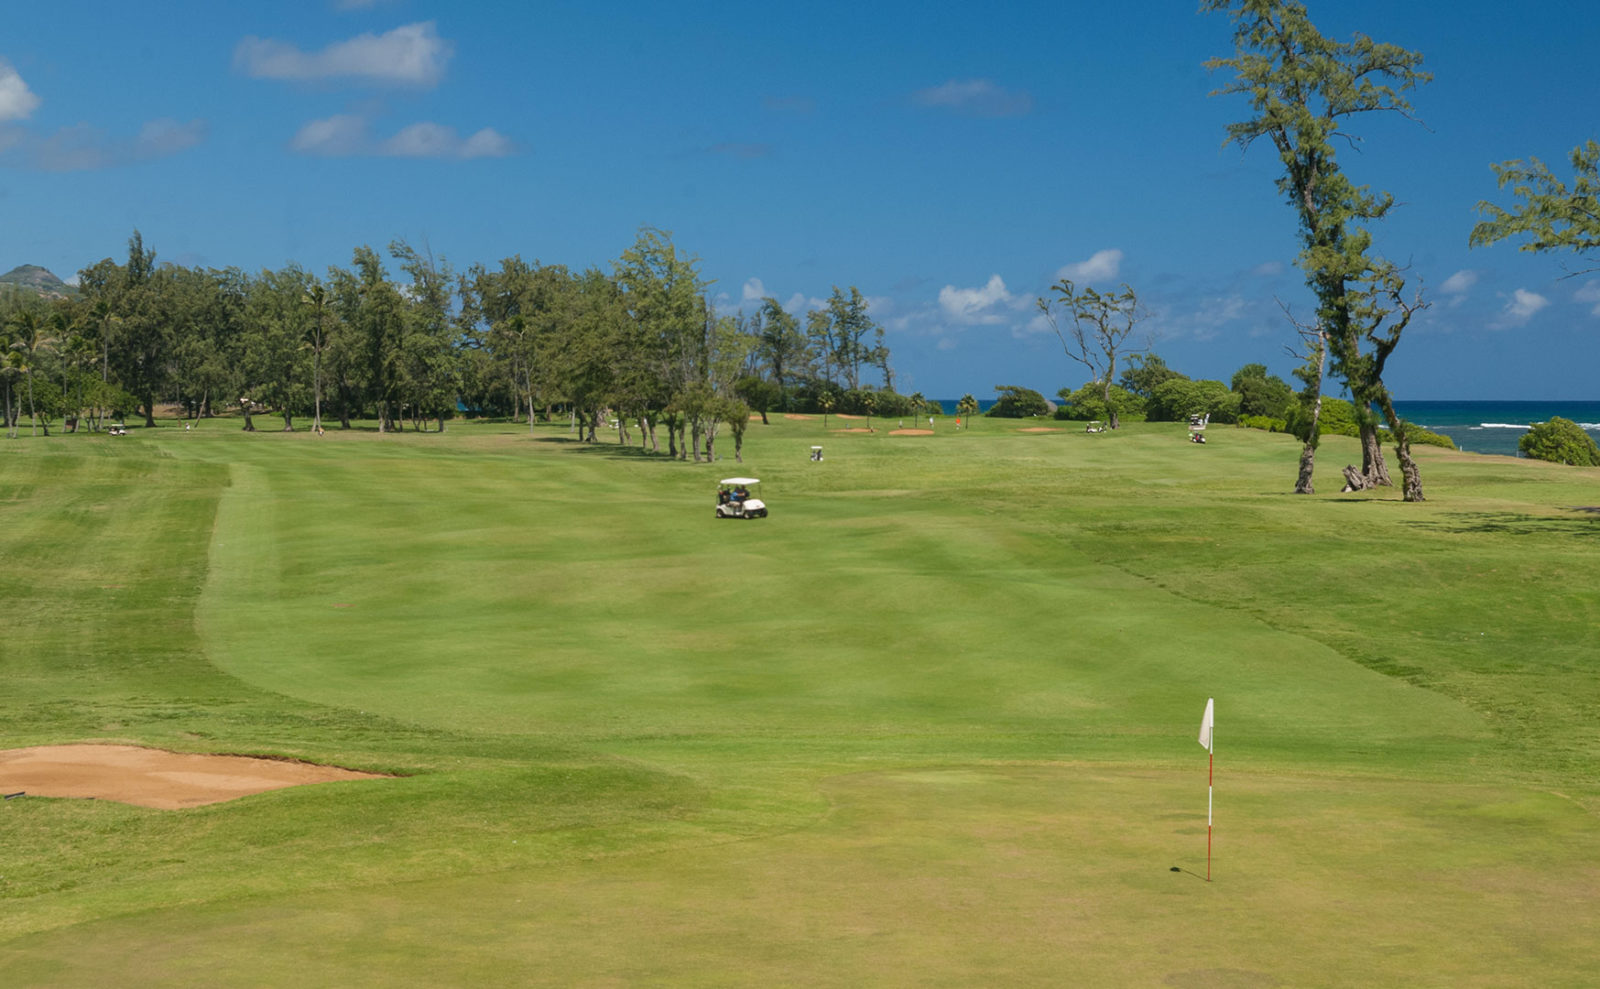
top-left (1188, 413), bottom-right (1209, 444)
top-left (715, 478), bottom-right (768, 519)
top-left (1085, 420), bottom-right (1106, 434)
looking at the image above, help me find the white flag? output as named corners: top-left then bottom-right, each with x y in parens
top-left (1198, 698), bottom-right (1214, 752)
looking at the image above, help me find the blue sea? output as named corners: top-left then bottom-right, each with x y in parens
top-left (1392, 401), bottom-right (1600, 458)
top-left (936, 398), bottom-right (1600, 458)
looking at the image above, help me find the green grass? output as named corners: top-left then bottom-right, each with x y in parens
top-left (2, 415), bottom-right (1598, 986)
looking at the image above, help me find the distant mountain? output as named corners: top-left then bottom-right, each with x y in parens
top-left (0, 264), bottom-right (75, 299)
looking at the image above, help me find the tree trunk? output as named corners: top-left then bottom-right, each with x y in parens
top-left (242, 406), bottom-right (256, 431)
top-left (1359, 424), bottom-right (1391, 486)
top-left (1376, 395), bottom-right (1425, 502)
top-left (1340, 464), bottom-right (1372, 492)
top-left (312, 354), bottom-right (323, 433)
top-left (282, 411), bottom-right (294, 431)
top-left (1295, 442), bottom-right (1317, 494)
top-left (141, 392), bottom-right (156, 428)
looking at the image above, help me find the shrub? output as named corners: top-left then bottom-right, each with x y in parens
top-left (1146, 379), bottom-right (1241, 423)
top-left (1053, 382), bottom-right (1145, 421)
top-left (986, 384), bottom-right (1050, 418)
top-left (1239, 414), bottom-right (1287, 433)
top-left (1230, 363), bottom-right (1294, 419)
top-left (1518, 417), bottom-right (1600, 465)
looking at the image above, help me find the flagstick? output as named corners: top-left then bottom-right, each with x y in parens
top-left (1197, 697), bottom-right (1215, 883)
top-left (1207, 735), bottom-right (1214, 882)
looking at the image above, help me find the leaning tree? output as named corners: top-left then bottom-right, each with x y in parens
top-left (1205, 0), bottom-right (1431, 500)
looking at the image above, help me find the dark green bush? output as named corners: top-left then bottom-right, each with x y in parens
top-left (1053, 382), bottom-right (1144, 421)
top-left (1146, 379), bottom-right (1241, 423)
top-left (1518, 417), bottom-right (1600, 465)
top-left (986, 384), bottom-right (1050, 418)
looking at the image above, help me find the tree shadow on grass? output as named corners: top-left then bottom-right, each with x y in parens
top-left (1402, 511), bottom-right (1600, 537)
top-left (532, 436), bottom-right (695, 462)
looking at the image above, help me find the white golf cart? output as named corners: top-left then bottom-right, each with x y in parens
top-left (715, 478), bottom-right (768, 519)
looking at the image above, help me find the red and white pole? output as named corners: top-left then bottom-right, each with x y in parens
top-left (1198, 696), bottom-right (1215, 883)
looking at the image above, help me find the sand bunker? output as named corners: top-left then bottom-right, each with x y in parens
top-left (832, 427), bottom-right (874, 433)
top-left (783, 413), bottom-right (814, 421)
top-left (1018, 427), bottom-right (1063, 433)
top-left (889, 429), bottom-right (934, 436)
top-left (0, 744), bottom-right (386, 810)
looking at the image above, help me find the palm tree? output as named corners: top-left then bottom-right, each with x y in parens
top-left (302, 283), bottom-right (329, 434)
top-left (957, 393), bottom-right (979, 429)
top-left (9, 310), bottom-right (59, 438)
top-left (89, 297), bottom-right (118, 384)
top-left (1, 349), bottom-right (22, 439)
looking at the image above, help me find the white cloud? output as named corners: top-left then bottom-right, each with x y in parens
top-left (334, 0), bottom-right (397, 9)
top-left (235, 22), bottom-right (453, 87)
top-left (1499, 288), bottom-right (1550, 326)
top-left (1056, 248), bottom-right (1123, 283)
top-left (1575, 280), bottom-right (1600, 317)
top-left (291, 114), bottom-right (370, 155)
top-left (742, 278), bottom-right (767, 303)
top-left (135, 117), bottom-right (208, 157)
top-left (383, 122), bottom-right (512, 158)
top-left (912, 79), bottom-right (1033, 118)
top-left (292, 115), bottom-right (514, 159)
top-left (12, 118), bottom-right (207, 171)
top-left (1440, 269), bottom-right (1478, 295)
top-left (0, 60), bottom-right (40, 122)
top-left (1249, 261), bottom-right (1284, 277)
top-left (938, 274), bottom-right (1016, 325)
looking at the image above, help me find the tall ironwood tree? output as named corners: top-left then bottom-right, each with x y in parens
top-left (1205, 0), bottom-right (1430, 500)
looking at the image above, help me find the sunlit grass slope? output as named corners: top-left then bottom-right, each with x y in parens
top-left (2, 416), bottom-right (1597, 986)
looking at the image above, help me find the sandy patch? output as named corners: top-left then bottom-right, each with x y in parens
top-left (889, 429), bottom-right (934, 436)
top-left (0, 744), bottom-right (387, 810)
top-left (834, 413), bottom-right (864, 420)
top-left (832, 427), bottom-right (874, 433)
top-left (784, 413), bottom-right (814, 421)
top-left (1018, 427), bottom-right (1063, 433)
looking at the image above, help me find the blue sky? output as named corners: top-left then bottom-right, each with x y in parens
top-left (2, 0), bottom-right (1596, 399)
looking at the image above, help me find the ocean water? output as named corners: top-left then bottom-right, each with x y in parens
top-left (1392, 401), bottom-right (1600, 457)
top-left (934, 397), bottom-right (1600, 457)
top-left (936, 399), bottom-right (997, 415)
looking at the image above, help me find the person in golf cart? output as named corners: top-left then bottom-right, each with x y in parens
top-left (716, 478), bottom-right (767, 518)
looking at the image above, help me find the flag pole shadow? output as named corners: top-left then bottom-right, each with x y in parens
top-left (1169, 866), bottom-right (1209, 882)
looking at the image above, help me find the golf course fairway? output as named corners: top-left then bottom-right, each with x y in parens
top-left (2, 416), bottom-right (1597, 986)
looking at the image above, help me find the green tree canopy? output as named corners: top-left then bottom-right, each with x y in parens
top-left (1471, 140), bottom-right (1600, 272)
top-left (1146, 378), bottom-right (1241, 424)
top-left (1118, 353), bottom-right (1186, 397)
top-left (985, 385), bottom-right (1049, 418)
top-left (1231, 363), bottom-right (1294, 418)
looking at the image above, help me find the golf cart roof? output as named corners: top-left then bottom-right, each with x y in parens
top-left (719, 477), bottom-right (760, 486)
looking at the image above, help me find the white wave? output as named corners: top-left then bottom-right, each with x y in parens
top-left (1480, 422), bottom-right (1533, 430)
